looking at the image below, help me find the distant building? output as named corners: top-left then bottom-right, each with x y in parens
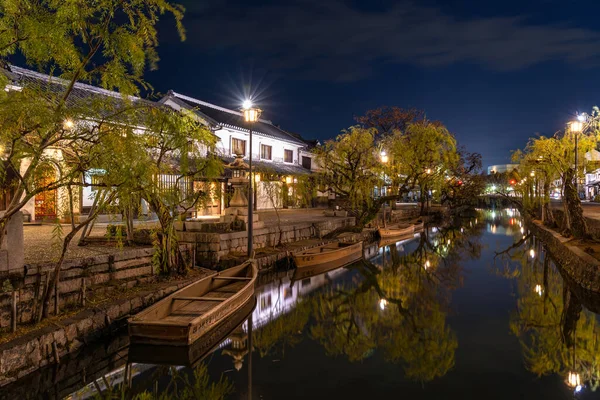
top-left (487, 164), bottom-right (519, 175)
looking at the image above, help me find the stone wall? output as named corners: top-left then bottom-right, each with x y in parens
top-left (180, 217), bottom-right (356, 267)
top-left (0, 245), bottom-right (193, 328)
top-left (0, 273), bottom-right (205, 386)
top-left (527, 218), bottom-right (600, 293)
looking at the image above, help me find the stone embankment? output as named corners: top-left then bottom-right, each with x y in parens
top-left (0, 245), bottom-right (194, 328)
top-left (0, 268), bottom-right (212, 387)
top-left (180, 216), bottom-right (356, 267)
top-left (527, 218), bottom-right (600, 293)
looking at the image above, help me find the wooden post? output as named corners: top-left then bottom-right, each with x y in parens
top-left (11, 290), bottom-right (17, 333)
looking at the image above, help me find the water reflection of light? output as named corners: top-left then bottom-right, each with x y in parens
top-left (520, 227), bottom-right (524, 234)
top-left (490, 225), bottom-right (497, 233)
top-left (379, 299), bottom-right (387, 310)
top-left (534, 284), bottom-right (543, 296)
top-left (491, 211), bottom-right (496, 219)
top-left (529, 249), bottom-right (535, 259)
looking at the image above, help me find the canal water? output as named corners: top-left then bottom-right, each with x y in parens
top-left (4, 209), bottom-right (600, 399)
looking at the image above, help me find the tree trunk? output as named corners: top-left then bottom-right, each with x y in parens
top-left (564, 168), bottom-right (588, 239)
top-left (144, 192), bottom-right (178, 274)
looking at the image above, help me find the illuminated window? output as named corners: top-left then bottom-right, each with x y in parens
top-left (232, 138), bottom-right (246, 156)
top-left (261, 144), bottom-right (272, 160)
top-left (284, 149), bottom-right (293, 163)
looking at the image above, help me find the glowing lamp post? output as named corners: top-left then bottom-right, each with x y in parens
top-left (571, 115), bottom-right (585, 198)
top-left (242, 100), bottom-right (262, 259)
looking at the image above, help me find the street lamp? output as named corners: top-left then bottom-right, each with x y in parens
top-left (380, 151), bottom-right (388, 163)
top-left (242, 99), bottom-right (262, 259)
top-left (571, 116), bottom-right (585, 198)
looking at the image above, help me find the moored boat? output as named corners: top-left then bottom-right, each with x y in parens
top-left (378, 224), bottom-right (414, 238)
top-left (412, 219), bottom-right (425, 231)
top-left (128, 296), bottom-right (256, 367)
top-left (292, 241), bottom-right (363, 270)
top-left (128, 260), bottom-right (258, 346)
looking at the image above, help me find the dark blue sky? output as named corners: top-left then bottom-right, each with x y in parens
top-left (146, 0), bottom-right (600, 167)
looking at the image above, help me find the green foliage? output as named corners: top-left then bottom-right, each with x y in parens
top-left (89, 363), bottom-right (233, 400)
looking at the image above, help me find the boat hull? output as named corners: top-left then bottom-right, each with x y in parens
top-left (129, 296), bottom-right (256, 367)
top-left (378, 225), bottom-right (414, 238)
top-left (293, 242), bottom-right (363, 269)
top-left (128, 261), bottom-right (257, 346)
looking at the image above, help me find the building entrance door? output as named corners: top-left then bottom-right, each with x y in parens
top-left (34, 164), bottom-right (57, 220)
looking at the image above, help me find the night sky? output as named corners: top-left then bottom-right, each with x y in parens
top-left (146, 0), bottom-right (600, 167)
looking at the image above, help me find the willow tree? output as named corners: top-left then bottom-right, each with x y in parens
top-left (313, 126), bottom-right (382, 227)
top-left (0, 0), bottom-right (186, 240)
top-left (512, 130), bottom-right (598, 237)
top-left (138, 106), bottom-right (222, 274)
top-left (383, 121), bottom-right (459, 213)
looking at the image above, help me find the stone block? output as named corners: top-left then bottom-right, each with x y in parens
top-left (113, 257), bottom-right (151, 271)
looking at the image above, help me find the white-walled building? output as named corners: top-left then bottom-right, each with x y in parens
top-left (1, 66), bottom-right (321, 222)
top-left (159, 91), bottom-right (320, 213)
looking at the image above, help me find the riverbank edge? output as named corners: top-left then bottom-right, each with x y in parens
top-left (526, 217), bottom-right (600, 292)
top-left (0, 269), bottom-right (213, 387)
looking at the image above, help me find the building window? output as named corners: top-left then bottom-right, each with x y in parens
top-left (301, 156), bottom-right (312, 170)
top-left (261, 144), bottom-right (272, 160)
top-left (232, 138), bottom-right (246, 156)
top-left (284, 149), bottom-right (293, 163)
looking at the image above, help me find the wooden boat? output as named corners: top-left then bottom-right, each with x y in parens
top-left (292, 241), bottom-right (363, 270)
top-left (128, 296), bottom-right (256, 367)
top-left (378, 223), bottom-right (414, 238)
top-left (128, 260), bottom-right (258, 346)
top-left (412, 219), bottom-right (425, 231)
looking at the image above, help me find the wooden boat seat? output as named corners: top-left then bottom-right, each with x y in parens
top-left (213, 276), bottom-right (252, 281)
top-left (172, 296), bottom-right (227, 302)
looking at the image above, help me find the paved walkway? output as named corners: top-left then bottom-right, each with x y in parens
top-left (550, 200), bottom-right (600, 220)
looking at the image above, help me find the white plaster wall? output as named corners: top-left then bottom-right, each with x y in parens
top-left (256, 181), bottom-right (283, 210)
top-left (213, 128), bottom-right (303, 165)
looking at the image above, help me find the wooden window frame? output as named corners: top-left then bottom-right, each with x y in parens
top-left (260, 144), bottom-right (272, 160)
top-left (284, 149), bottom-right (294, 163)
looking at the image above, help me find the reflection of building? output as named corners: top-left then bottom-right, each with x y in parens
top-left (222, 325), bottom-right (248, 371)
top-left (481, 208), bottom-right (522, 236)
top-left (487, 164), bottom-right (518, 175)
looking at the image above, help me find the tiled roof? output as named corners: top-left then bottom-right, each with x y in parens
top-left (166, 92), bottom-right (308, 147)
top-left (5, 65), bottom-right (156, 117)
top-left (221, 156), bottom-right (312, 176)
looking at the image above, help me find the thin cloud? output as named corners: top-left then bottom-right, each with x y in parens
top-left (180, 0), bottom-right (600, 80)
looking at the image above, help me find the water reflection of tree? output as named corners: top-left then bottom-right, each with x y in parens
top-left (252, 301), bottom-right (311, 358)
top-left (497, 236), bottom-right (600, 392)
top-left (309, 222), bottom-right (482, 382)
